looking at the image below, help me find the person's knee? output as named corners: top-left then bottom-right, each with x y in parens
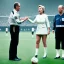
top-left (43, 39), bottom-right (46, 44)
top-left (36, 39), bottom-right (40, 44)
top-left (42, 40), bottom-right (47, 46)
top-left (43, 42), bottom-right (47, 47)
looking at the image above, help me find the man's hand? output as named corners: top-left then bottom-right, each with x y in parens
top-left (20, 16), bottom-right (28, 21)
top-left (24, 17), bottom-right (28, 21)
top-left (52, 30), bottom-right (55, 33)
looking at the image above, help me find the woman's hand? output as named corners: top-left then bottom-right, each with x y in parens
top-left (24, 17), bottom-right (29, 21)
top-left (20, 16), bottom-right (28, 21)
top-left (48, 27), bottom-right (50, 35)
top-left (48, 30), bottom-right (50, 35)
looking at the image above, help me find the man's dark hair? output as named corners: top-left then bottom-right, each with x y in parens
top-left (14, 2), bottom-right (20, 9)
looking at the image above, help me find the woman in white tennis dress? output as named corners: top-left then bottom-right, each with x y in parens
top-left (28, 5), bottom-right (50, 59)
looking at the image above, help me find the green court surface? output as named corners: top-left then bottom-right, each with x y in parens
top-left (0, 32), bottom-right (64, 64)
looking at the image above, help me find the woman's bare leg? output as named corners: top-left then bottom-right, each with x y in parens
top-left (35, 35), bottom-right (41, 57)
top-left (42, 35), bottom-right (47, 58)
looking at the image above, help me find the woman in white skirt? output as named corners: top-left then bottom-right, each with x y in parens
top-left (28, 5), bottom-right (50, 59)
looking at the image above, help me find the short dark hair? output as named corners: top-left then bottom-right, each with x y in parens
top-left (14, 2), bottom-right (20, 9)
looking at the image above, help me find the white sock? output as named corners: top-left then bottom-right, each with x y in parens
top-left (56, 49), bottom-right (60, 57)
top-left (62, 50), bottom-right (64, 58)
top-left (43, 47), bottom-right (47, 57)
top-left (35, 48), bottom-right (38, 56)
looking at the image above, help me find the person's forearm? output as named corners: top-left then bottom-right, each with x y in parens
top-left (16, 19), bottom-right (24, 23)
top-left (20, 19), bottom-right (24, 22)
top-left (28, 19), bottom-right (34, 23)
top-left (20, 18), bottom-right (26, 22)
top-left (28, 19), bottom-right (45, 24)
top-left (53, 21), bottom-right (55, 30)
top-left (20, 17), bottom-right (28, 22)
top-left (53, 27), bottom-right (55, 30)
top-left (47, 27), bottom-right (50, 35)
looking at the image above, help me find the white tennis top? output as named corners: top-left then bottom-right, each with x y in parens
top-left (28, 14), bottom-right (50, 35)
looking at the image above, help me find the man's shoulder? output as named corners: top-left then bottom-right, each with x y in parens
top-left (36, 14), bottom-right (39, 16)
top-left (12, 10), bottom-right (14, 14)
top-left (54, 14), bottom-right (60, 19)
top-left (55, 14), bottom-right (59, 17)
top-left (11, 9), bottom-right (17, 15)
top-left (63, 13), bottom-right (64, 16)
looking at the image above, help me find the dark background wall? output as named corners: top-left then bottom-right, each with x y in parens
top-left (0, 0), bottom-right (64, 31)
top-left (0, 0), bottom-right (64, 16)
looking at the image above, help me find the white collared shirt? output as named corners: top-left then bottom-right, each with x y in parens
top-left (8, 9), bottom-right (23, 26)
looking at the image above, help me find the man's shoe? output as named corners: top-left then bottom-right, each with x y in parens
top-left (9, 58), bottom-right (21, 61)
top-left (62, 57), bottom-right (64, 60)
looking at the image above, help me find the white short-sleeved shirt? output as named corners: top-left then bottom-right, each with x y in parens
top-left (32, 14), bottom-right (50, 35)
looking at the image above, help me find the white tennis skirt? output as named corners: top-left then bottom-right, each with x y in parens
top-left (36, 27), bottom-right (48, 35)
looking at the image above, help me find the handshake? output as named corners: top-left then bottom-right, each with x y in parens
top-left (20, 16), bottom-right (29, 21)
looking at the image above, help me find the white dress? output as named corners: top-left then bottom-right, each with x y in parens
top-left (28, 14), bottom-right (50, 35)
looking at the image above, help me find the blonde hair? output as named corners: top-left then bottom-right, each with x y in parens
top-left (38, 5), bottom-right (45, 13)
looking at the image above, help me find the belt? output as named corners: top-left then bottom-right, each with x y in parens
top-left (56, 25), bottom-right (64, 27)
